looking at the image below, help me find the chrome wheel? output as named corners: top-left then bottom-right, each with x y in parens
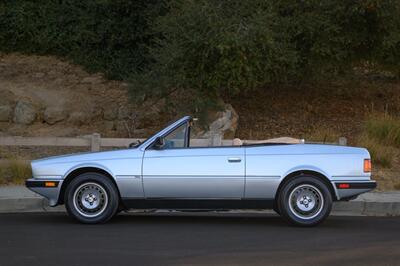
top-left (73, 182), bottom-right (108, 218)
top-left (288, 184), bottom-right (324, 220)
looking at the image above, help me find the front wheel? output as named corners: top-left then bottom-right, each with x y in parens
top-left (277, 176), bottom-right (332, 226)
top-left (65, 172), bottom-right (119, 224)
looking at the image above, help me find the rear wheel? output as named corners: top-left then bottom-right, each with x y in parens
top-left (65, 172), bottom-right (119, 224)
top-left (278, 176), bottom-right (332, 226)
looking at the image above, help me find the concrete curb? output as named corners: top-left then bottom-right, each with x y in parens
top-left (0, 197), bottom-right (399, 216)
top-left (332, 201), bottom-right (400, 216)
top-left (0, 198), bottom-right (65, 213)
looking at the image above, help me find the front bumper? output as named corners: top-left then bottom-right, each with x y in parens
top-left (333, 181), bottom-right (377, 200)
top-left (26, 178), bottom-right (63, 207)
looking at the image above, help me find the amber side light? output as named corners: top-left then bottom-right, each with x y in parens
top-left (45, 182), bottom-right (57, 187)
top-left (364, 159), bottom-right (372, 172)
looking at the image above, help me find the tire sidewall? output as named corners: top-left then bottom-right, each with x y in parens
top-left (278, 176), bottom-right (332, 226)
top-left (65, 172), bottom-right (119, 224)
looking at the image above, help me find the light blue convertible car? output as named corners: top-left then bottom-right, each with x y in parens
top-left (26, 116), bottom-right (376, 226)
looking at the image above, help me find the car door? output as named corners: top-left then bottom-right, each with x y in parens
top-left (142, 124), bottom-right (245, 198)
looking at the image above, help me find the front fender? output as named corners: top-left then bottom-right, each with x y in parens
top-left (62, 162), bottom-right (116, 180)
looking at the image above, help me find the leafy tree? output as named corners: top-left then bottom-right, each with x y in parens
top-left (0, 0), bottom-right (163, 79)
top-left (130, 0), bottom-right (400, 114)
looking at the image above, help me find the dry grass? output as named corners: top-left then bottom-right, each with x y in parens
top-left (365, 114), bottom-right (400, 147)
top-left (356, 114), bottom-right (400, 190)
top-left (306, 122), bottom-right (395, 168)
top-left (356, 134), bottom-right (395, 168)
top-left (305, 128), bottom-right (341, 143)
top-left (356, 113), bottom-right (400, 168)
top-left (0, 159), bottom-right (31, 186)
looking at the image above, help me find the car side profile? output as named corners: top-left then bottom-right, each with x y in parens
top-left (26, 116), bottom-right (376, 226)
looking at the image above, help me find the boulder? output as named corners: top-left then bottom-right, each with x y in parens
top-left (0, 105), bottom-right (12, 122)
top-left (43, 106), bottom-right (67, 125)
top-left (204, 104), bottom-right (238, 139)
top-left (68, 111), bottom-right (89, 126)
top-left (13, 100), bottom-right (37, 125)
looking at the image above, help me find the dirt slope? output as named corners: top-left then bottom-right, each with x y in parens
top-left (231, 81), bottom-right (400, 141)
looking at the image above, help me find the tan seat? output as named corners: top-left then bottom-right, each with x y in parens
top-left (232, 138), bottom-right (243, 146)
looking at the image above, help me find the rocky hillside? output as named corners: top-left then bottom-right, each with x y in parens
top-left (0, 53), bottom-right (174, 138)
top-left (1, 52), bottom-right (400, 143)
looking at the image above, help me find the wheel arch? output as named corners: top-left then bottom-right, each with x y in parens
top-left (58, 167), bottom-right (121, 205)
top-left (275, 170), bottom-right (337, 204)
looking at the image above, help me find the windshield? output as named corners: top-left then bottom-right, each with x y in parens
top-left (131, 117), bottom-right (190, 149)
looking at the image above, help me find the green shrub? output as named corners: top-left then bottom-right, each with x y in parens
top-left (0, 0), bottom-right (163, 79)
top-left (130, 0), bottom-right (299, 105)
top-left (130, 0), bottom-right (400, 112)
top-left (365, 115), bottom-right (400, 147)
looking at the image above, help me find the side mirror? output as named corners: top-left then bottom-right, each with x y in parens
top-left (129, 140), bottom-right (141, 148)
top-left (153, 136), bottom-right (165, 150)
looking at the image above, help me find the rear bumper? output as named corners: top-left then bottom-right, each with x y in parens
top-left (333, 181), bottom-right (377, 200)
top-left (25, 178), bottom-right (63, 207)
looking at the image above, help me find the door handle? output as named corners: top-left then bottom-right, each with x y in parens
top-left (228, 157), bottom-right (242, 163)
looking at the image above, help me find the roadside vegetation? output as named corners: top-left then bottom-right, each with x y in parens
top-left (306, 113), bottom-right (400, 169)
top-left (365, 115), bottom-right (400, 148)
top-left (0, 158), bottom-right (31, 186)
top-left (358, 114), bottom-right (400, 170)
top-left (1, 0), bottom-right (400, 116)
top-left (356, 134), bottom-right (395, 168)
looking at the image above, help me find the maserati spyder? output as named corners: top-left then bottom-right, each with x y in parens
top-left (26, 116), bottom-right (376, 226)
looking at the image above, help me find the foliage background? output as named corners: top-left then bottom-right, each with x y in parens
top-left (1, 0), bottom-right (399, 111)
top-left (0, 0), bottom-right (163, 79)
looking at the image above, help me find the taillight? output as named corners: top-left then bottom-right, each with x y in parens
top-left (338, 183), bottom-right (350, 189)
top-left (364, 159), bottom-right (371, 173)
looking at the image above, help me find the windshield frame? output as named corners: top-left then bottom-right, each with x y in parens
top-left (138, 116), bottom-right (192, 151)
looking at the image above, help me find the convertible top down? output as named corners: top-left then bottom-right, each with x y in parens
top-left (26, 116), bottom-right (376, 226)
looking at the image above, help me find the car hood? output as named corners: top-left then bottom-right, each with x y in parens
top-left (32, 148), bottom-right (143, 166)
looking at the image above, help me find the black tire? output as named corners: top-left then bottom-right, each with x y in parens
top-left (277, 175), bottom-right (332, 227)
top-left (273, 203), bottom-right (280, 215)
top-left (114, 204), bottom-right (126, 217)
top-left (65, 172), bottom-right (119, 224)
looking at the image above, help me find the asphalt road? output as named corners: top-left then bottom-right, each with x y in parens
top-left (0, 213), bottom-right (399, 266)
